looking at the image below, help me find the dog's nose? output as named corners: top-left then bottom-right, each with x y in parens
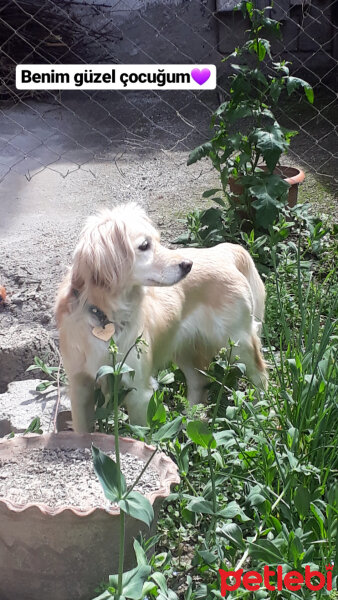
top-left (179, 260), bottom-right (193, 275)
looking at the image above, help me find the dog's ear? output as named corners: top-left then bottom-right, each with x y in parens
top-left (55, 272), bottom-right (75, 325)
top-left (72, 217), bottom-right (135, 290)
top-left (70, 266), bottom-right (85, 292)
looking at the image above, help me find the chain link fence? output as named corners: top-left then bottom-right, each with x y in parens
top-left (0, 0), bottom-right (337, 192)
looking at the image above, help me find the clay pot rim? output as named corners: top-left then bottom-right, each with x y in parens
top-left (229, 165), bottom-right (305, 186)
top-left (0, 432), bottom-right (180, 517)
top-left (262, 165), bottom-right (305, 186)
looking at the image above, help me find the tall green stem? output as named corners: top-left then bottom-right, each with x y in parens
top-left (113, 374), bottom-right (121, 496)
top-left (117, 511), bottom-right (125, 597)
top-left (110, 373), bottom-right (125, 598)
top-left (208, 364), bottom-right (231, 541)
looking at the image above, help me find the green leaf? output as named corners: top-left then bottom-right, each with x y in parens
top-left (152, 402), bottom-right (166, 423)
top-left (213, 430), bottom-right (236, 448)
top-left (119, 491), bottom-right (154, 528)
top-left (310, 503), bottom-right (326, 538)
top-left (115, 362), bottom-right (135, 375)
top-left (186, 421), bottom-right (216, 449)
top-left (92, 445), bottom-right (126, 502)
top-left (252, 69), bottom-right (268, 88)
top-left (261, 14), bottom-right (281, 36)
top-left (257, 40), bottom-right (267, 61)
top-left (36, 381), bottom-right (54, 392)
top-left (24, 417), bottom-right (43, 435)
top-left (249, 539), bottom-right (284, 565)
top-left (286, 76), bottom-right (314, 103)
top-left (157, 371), bottom-right (175, 385)
top-left (252, 124), bottom-right (288, 171)
top-left (250, 175), bottom-right (290, 228)
top-left (273, 61), bottom-right (290, 76)
top-left (247, 38), bottom-right (271, 61)
top-left (210, 197), bottom-right (226, 207)
top-left (147, 394), bottom-right (166, 425)
top-left (128, 424), bottom-right (150, 439)
top-left (152, 416), bottom-right (183, 442)
top-left (187, 497), bottom-right (215, 515)
top-left (249, 493), bottom-right (266, 507)
top-left (304, 85), bottom-right (314, 104)
top-left (133, 539), bottom-right (148, 566)
top-left (270, 79), bottom-right (282, 103)
top-left (151, 572), bottom-right (179, 599)
top-left (202, 188), bottom-right (222, 198)
top-left (294, 486), bottom-right (311, 518)
top-left (285, 448), bottom-right (298, 469)
top-left (187, 142), bottom-right (213, 166)
top-left (217, 523), bottom-right (245, 550)
top-left (96, 365), bottom-right (116, 381)
top-left (218, 500), bottom-right (250, 521)
top-left (227, 103), bottom-right (252, 123)
top-left (109, 565), bottom-right (152, 600)
top-left (142, 581), bottom-right (157, 597)
top-left (197, 550), bottom-right (217, 565)
top-left (269, 515), bottom-right (282, 534)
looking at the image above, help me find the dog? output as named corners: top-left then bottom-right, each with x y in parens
top-left (55, 203), bottom-right (267, 431)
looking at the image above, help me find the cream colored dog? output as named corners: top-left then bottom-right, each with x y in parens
top-left (55, 204), bottom-right (267, 431)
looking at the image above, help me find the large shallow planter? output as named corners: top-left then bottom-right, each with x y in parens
top-left (229, 165), bottom-right (305, 208)
top-left (0, 432), bottom-right (180, 600)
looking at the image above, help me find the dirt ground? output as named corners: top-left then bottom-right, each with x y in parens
top-left (0, 89), bottom-right (337, 390)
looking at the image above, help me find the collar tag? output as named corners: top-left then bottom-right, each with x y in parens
top-left (92, 323), bottom-right (115, 341)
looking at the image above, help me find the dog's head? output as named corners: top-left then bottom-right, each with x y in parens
top-left (71, 203), bottom-right (192, 292)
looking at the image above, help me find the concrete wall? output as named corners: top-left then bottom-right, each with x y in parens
top-left (67, 0), bottom-right (336, 85)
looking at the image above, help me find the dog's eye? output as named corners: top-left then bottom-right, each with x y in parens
top-left (138, 240), bottom-right (150, 251)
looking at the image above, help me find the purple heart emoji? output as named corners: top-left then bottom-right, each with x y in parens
top-left (191, 68), bottom-right (211, 86)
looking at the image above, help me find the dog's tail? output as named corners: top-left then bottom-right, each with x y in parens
top-left (231, 245), bottom-right (266, 328)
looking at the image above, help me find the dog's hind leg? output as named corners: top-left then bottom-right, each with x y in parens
top-left (69, 373), bottom-right (96, 433)
top-left (237, 334), bottom-right (268, 390)
top-left (177, 361), bottom-right (209, 408)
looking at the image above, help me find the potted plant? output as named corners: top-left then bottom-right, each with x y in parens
top-left (187, 0), bottom-right (313, 233)
top-left (0, 337), bottom-right (181, 600)
top-left (0, 432), bottom-right (179, 600)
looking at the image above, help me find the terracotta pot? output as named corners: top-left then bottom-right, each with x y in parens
top-left (229, 165), bottom-right (305, 208)
top-left (0, 432), bottom-right (180, 600)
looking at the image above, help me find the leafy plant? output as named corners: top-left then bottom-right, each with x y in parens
top-left (91, 337), bottom-right (154, 600)
top-left (24, 416), bottom-right (43, 435)
top-left (91, 339), bottom-right (185, 600)
top-left (160, 243), bottom-right (337, 599)
top-left (26, 355), bottom-right (67, 391)
top-left (187, 0), bottom-right (313, 233)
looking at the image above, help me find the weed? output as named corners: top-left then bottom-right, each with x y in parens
top-left (26, 355), bottom-right (67, 391)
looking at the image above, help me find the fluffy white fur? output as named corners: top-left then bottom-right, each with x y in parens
top-left (55, 203), bottom-right (267, 431)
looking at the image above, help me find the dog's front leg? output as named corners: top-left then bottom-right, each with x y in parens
top-left (124, 385), bottom-right (153, 426)
top-left (69, 373), bottom-right (96, 433)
